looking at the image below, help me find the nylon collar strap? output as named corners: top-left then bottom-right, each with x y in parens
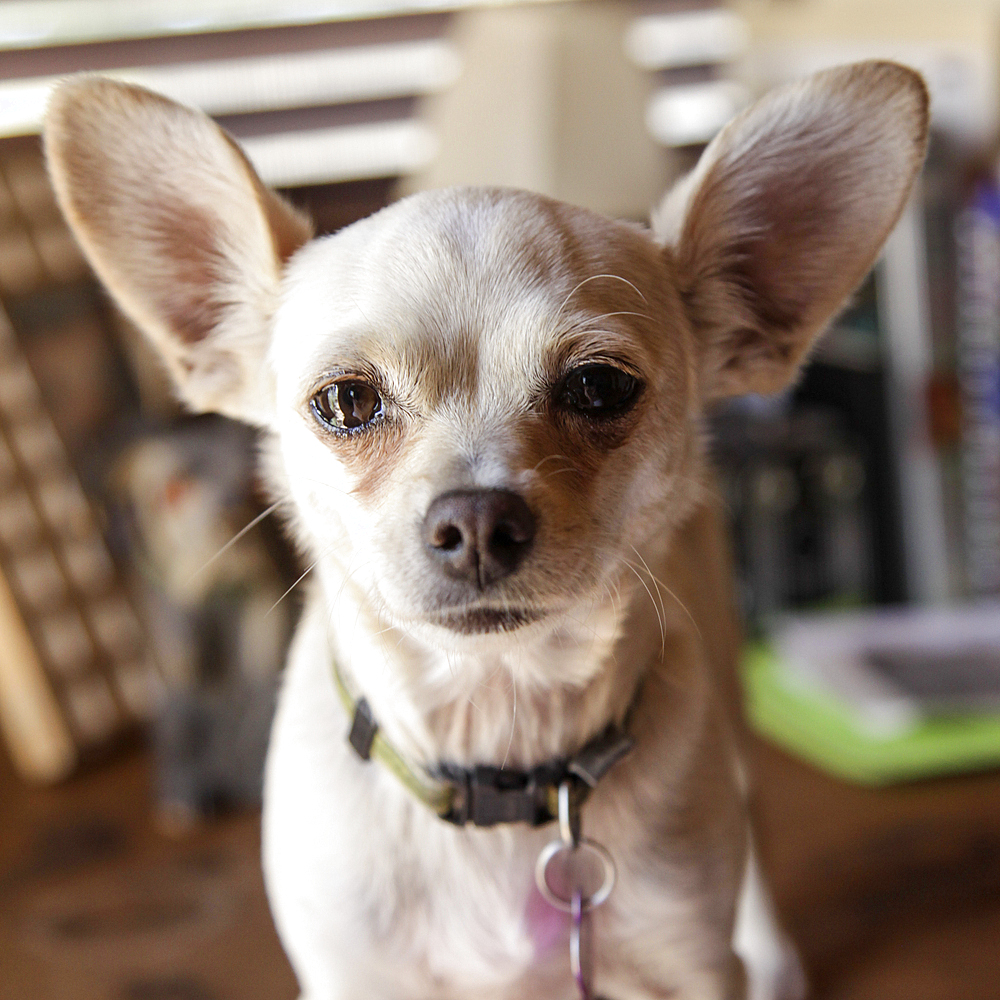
top-left (330, 654), bottom-right (635, 828)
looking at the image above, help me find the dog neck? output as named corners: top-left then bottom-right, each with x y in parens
top-left (316, 549), bottom-right (669, 775)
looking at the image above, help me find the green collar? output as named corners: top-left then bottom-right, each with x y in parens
top-left (330, 654), bottom-right (636, 828)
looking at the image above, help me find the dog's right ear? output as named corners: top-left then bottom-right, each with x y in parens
top-left (44, 77), bottom-right (313, 426)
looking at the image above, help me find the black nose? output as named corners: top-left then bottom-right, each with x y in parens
top-left (422, 488), bottom-right (536, 589)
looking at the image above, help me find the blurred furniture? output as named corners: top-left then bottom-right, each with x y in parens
top-left (0, 299), bottom-right (159, 783)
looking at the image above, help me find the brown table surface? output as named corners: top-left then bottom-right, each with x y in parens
top-left (2, 729), bottom-right (999, 1000)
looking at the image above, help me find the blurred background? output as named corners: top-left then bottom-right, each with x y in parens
top-left (1, 1), bottom-right (999, 998)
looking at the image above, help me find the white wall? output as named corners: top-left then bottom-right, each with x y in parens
top-left (401, 1), bottom-right (670, 220)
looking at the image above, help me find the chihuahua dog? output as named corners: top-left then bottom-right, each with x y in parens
top-left (45, 61), bottom-right (927, 1000)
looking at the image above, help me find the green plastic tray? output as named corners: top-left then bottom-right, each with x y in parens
top-left (742, 644), bottom-right (1000, 785)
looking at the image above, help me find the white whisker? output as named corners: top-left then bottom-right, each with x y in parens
top-left (530, 453), bottom-right (574, 472)
top-left (623, 559), bottom-right (665, 660)
top-left (556, 272), bottom-right (648, 319)
top-left (501, 660), bottom-right (517, 769)
top-left (539, 464), bottom-right (578, 482)
top-left (266, 561), bottom-right (316, 617)
top-left (188, 500), bottom-right (281, 583)
top-left (629, 544), bottom-right (702, 642)
top-left (628, 549), bottom-right (668, 648)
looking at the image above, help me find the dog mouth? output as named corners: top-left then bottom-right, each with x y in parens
top-left (431, 606), bottom-right (545, 634)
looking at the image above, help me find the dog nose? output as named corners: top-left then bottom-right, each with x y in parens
top-left (422, 488), bottom-right (536, 588)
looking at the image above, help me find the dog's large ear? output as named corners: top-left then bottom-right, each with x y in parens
top-left (44, 78), bottom-right (313, 425)
top-left (654, 61), bottom-right (928, 399)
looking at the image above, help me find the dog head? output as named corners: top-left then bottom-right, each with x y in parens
top-left (44, 64), bottom-right (927, 658)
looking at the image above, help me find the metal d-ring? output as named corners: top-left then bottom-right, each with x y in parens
top-left (535, 779), bottom-right (616, 913)
top-left (534, 837), bottom-right (616, 912)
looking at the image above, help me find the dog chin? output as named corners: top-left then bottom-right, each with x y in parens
top-left (429, 606), bottom-right (547, 635)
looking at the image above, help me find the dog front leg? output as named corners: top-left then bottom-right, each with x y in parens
top-left (732, 850), bottom-right (806, 1000)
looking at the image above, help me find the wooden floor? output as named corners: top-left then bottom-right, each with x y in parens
top-left (0, 746), bottom-right (297, 1000)
top-left (2, 731), bottom-right (999, 999)
top-left (748, 738), bottom-right (1000, 1000)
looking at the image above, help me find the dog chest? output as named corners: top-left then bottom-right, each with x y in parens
top-left (261, 600), bottom-right (578, 993)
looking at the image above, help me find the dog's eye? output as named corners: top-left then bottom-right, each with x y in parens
top-left (558, 365), bottom-right (641, 417)
top-left (311, 380), bottom-right (383, 432)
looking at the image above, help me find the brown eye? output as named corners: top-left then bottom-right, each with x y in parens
top-left (311, 380), bottom-right (383, 432)
top-left (558, 365), bottom-right (641, 418)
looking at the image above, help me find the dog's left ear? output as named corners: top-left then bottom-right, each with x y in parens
top-left (44, 77), bottom-right (313, 425)
top-left (655, 61), bottom-right (928, 399)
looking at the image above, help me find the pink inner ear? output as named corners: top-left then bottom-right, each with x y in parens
top-left (144, 201), bottom-right (229, 345)
top-left (675, 65), bottom-right (927, 401)
top-left (719, 152), bottom-right (857, 341)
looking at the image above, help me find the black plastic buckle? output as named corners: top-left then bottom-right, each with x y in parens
top-left (436, 725), bottom-right (634, 828)
top-left (443, 763), bottom-right (566, 827)
top-left (348, 697), bottom-right (378, 761)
